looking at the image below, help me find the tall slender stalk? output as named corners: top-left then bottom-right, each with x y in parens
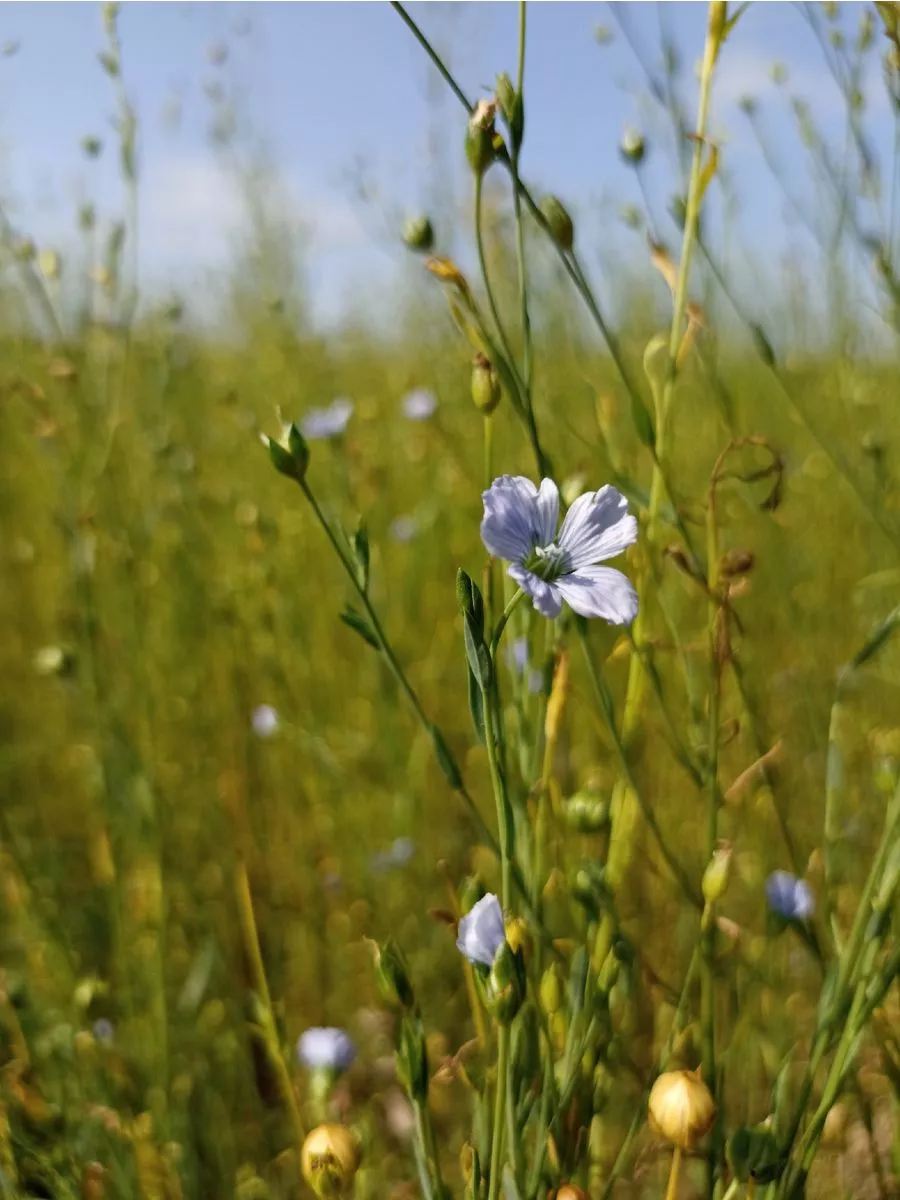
top-left (606, 0), bottom-right (725, 893)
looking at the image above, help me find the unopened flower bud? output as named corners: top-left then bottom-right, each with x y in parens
top-left (540, 195), bottom-right (575, 251)
top-left (495, 73), bottom-right (523, 150)
top-left (505, 916), bottom-right (532, 960)
top-left (539, 964), bottom-right (563, 1016)
top-left (648, 1068), bottom-right (716, 1151)
top-left (483, 939), bottom-right (525, 1024)
top-left (402, 214), bottom-right (434, 253)
top-left (261, 421), bottom-right (309, 484)
top-left (465, 99), bottom-right (498, 175)
top-left (396, 1014), bottom-right (430, 1103)
top-left (620, 128), bottom-right (646, 166)
top-left (702, 841), bottom-right (733, 906)
top-left (301, 1124), bottom-right (361, 1198)
top-left (563, 787), bottom-right (610, 834)
top-left (371, 937), bottom-right (415, 1011)
top-left (471, 353), bottom-right (501, 414)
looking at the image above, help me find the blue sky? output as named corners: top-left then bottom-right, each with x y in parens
top-left (0, 2), bottom-right (893, 331)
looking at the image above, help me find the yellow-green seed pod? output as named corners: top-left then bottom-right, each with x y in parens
top-left (620, 128), bottom-right (646, 166)
top-left (301, 1124), bottom-right (361, 1198)
top-left (402, 214), bottom-right (434, 253)
top-left (471, 354), bottom-right (501, 415)
top-left (563, 788), bottom-right (610, 835)
top-left (702, 841), bottom-right (733, 906)
top-left (539, 963), bottom-right (563, 1016)
top-left (540, 195), bottom-right (575, 251)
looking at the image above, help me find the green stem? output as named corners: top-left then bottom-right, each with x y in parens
top-left (702, 482), bottom-right (723, 1197)
top-left (488, 1024), bottom-right (510, 1200)
top-left (413, 1098), bottom-right (442, 1200)
top-left (665, 1146), bottom-right (683, 1200)
top-left (235, 859), bottom-right (307, 1160)
top-left (606, 6), bottom-right (721, 893)
top-left (577, 625), bottom-right (701, 908)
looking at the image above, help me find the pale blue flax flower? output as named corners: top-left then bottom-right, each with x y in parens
top-left (457, 893), bottom-right (506, 967)
top-left (297, 1026), bottom-right (356, 1073)
top-left (481, 476), bottom-right (638, 622)
top-left (301, 397), bottom-right (354, 441)
top-left (401, 388), bottom-right (437, 421)
top-left (92, 1018), bottom-right (114, 1044)
top-left (251, 704), bottom-right (280, 738)
top-left (766, 871), bottom-right (814, 920)
top-left (389, 515), bottom-right (418, 543)
top-left (507, 636), bottom-right (543, 695)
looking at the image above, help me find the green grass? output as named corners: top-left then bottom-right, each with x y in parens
top-left (0, 314), bottom-right (898, 1196)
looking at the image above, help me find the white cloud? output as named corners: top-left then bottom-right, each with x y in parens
top-left (138, 150), bottom-right (368, 283)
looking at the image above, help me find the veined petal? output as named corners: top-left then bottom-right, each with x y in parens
top-left (553, 566), bottom-right (638, 624)
top-left (557, 486), bottom-right (637, 569)
top-left (534, 478), bottom-right (560, 546)
top-left (480, 475), bottom-right (540, 562)
top-left (509, 564), bottom-right (563, 619)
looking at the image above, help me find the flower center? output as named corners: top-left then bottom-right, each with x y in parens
top-left (523, 542), bottom-right (567, 582)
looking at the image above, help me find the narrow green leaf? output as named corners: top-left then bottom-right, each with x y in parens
top-left (430, 724), bottom-right (463, 791)
top-left (339, 607), bottom-right (380, 650)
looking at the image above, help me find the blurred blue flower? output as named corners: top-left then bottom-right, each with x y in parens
top-left (301, 397), bottom-right (354, 441)
top-left (506, 636), bottom-right (544, 695)
top-left (457, 893), bottom-right (506, 967)
top-left (251, 704), bottom-right (280, 738)
top-left (389, 836), bottom-right (415, 865)
top-left (370, 836), bottom-right (416, 875)
top-left (480, 476), bottom-right (638, 622)
top-left (766, 871), bottom-right (814, 920)
top-left (92, 1018), bottom-right (114, 1044)
top-left (402, 388), bottom-right (437, 421)
top-left (389, 515), bottom-right (418, 543)
top-left (297, 1026), bottom-right (356, 1073)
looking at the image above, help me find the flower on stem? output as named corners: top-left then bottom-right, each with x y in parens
top-left (765, 871), bottom-right (814, 921)
top-left (297, 1027), bottom-right (356, 1073)
top-left (480, 476), bottom-right (638, 623)
top-left (301, 398), bottom-right (354, 442)
top-left (401, 388), bottom-right (437, 421)
top-left (456, 893), bottom-right (506, 967)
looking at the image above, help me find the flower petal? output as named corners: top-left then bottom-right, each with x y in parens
top-left (509, 564), bottom-right (563, 619)
top-left (456, 893), bottom-right (506, 966)
top-left (534, 478), bottom-right (560, 546)
top-left (481, 476), bottom-right (540, 561)
top-left (553, 566), bottom-right (638, 624)
top-left (557, 486), bottom-right (637, 569)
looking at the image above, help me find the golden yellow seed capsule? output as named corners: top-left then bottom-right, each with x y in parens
top-left (648, 1068), bottom-right (716, 1151)
top-left (301, 1124), bottom-right (361, 1197)
top-left (556, 1187), bottom-right (589, 1200)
